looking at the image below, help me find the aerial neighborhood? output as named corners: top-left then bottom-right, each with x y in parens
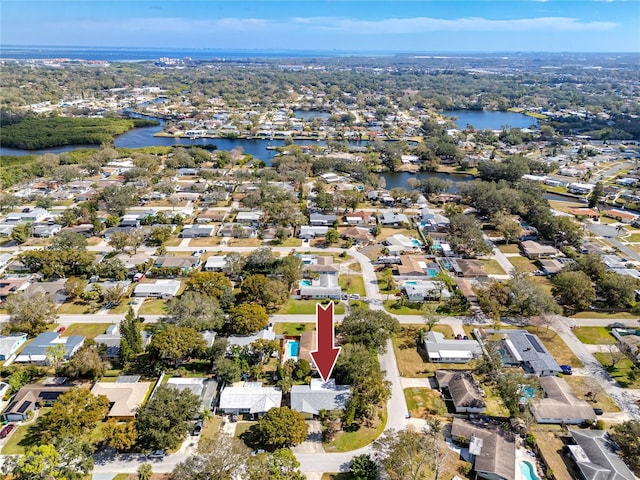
top-left (0, 51), bottom-right (639, 480)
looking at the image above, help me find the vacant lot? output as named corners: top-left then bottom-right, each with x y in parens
top-left (57, 301), bottom-right (91, 314)
top-left (324, 407), bottom-right (386, 452)
top-left (572, 311), bottom-right (638, 319)
top-left (278, 300), bottom-right (345, 315)
top-left (404, 387), bottom-right (447, 418)
top-left (62, 323), bottom-right (112, 340)
top-left (573, 327), bottom-right (616, 345)
top-left (508, 256), bottom-right (538, 273)
top-left (593, 352), bottom-right (640, 388)
top-left (339, 275), bottom-right (366, 296)
top-left (534, 431), bottom-right (579, 480)
top-left (479, 259), bottom-right (506, 275)
top-left (563, 375), bottom-right (620, 412)
top-left (524, 327), bottom-right (583, 368)
top-left (188, 237), bottom-right (222, 247)
top-left (139, 299), bottom-right (168, 315)
top-left (497, 244), bottom-right (520, 254)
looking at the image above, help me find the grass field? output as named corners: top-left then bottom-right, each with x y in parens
top-left (497, 244), bottom-right (521, 254)
top-left (479, 259), bottom-right (506, 275)
top-left (228, 238), bottom-right (263, 247)
top-left (524, 327), bottom-right (584, 368)
top-left (278, 238), bottom-right (302, 247)
top-left (61, 323), bottom-right (112, 339)
top-left (278, 300), bottom-right (345, 315)
top-left (274, 323), bottom-right (314, 335)
top-left (339, 275), bottom-right (366, 296)
top-left (508, 256), bottom-right (538, 273)
top-left (593, 352), bottom-right (640, 388)
top-left (572, 326), bottom-right (616, 345)
top-left (57, 301), bottom-right (91, 314)
top-left (324, 407), bottom-right (386, 452)
top-left (531, 275), bottom-right (554, 295)
top-left (571, 311), bottom-right (638, 319)
top-left (624, 233), bottom-right (640, 243)
top-left (563, 375), bottom-right (621, 412)
top-left (321, 473), bottom-right (353, 480)
top-left (188, 237), bottom-right (222, 247)
top-left (383, 300), bottom-right (425, 315)
top-left (404, 388), bottom-right (447, 418)
top-left (139, 299), bottom-right (168, 315)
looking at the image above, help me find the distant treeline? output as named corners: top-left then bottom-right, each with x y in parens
top-left (0, 117), bottom-right (159, 149)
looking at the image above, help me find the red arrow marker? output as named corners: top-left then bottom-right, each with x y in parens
top-left (310, 302), bottom-right (341, 382)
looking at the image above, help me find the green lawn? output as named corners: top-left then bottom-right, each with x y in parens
top-left (624, 233), bottom-right (640, 243)
top-left (274, 323), bottom-right (314, 335)
top-left (573, 327), bottom-right (616, 345)
top-left (61, 323), bottom-right (112, 340)
top-left (279, 238), bottom-right (303, 247)
top-left (1, 424), bottom-right (32, 454)
top-left (198, 416), bottom-right (223, 452)
top-left (321, 474), bottom-right (353, 480)
top-left (497, 244), bottom-right (521, 254)
top-left (404, 388), bottom-right (447, 417)
top-left (392, 325), bottom-right (460, 378)
top-left (324, 407), bottom-right (386, 452)
top-left (339, 275), bottom-right (366, 296)
top-left (524, 327), bottom-right (584, 368)
top-left (383, 300), bottom-right (425, 315)
top-left (479, 259), bottom-right (506, 275)
top-left (234, 421), bottom-right (258, 439)
top-left (139, 299), bottom-right (168, 315)
top-left (278, 300), bottom-right (345, 315)
top-left (482, 382), bottom-right (510, 417)
top-left (508, 255), bottom-right (538, 273)
top-left (593, 352), bottom-right (640, 388)
top-left (571, 311), bottom-right (638, 319)
top-left (57, 301), bottom-right (91, 314)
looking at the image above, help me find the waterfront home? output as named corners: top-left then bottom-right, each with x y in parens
top-left (435, 371), bottom-right (485, 413)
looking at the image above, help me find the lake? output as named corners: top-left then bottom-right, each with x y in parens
top-left (380, 171), bottom-right (473, 192)
top-left (443, 110), bottom-right (538, 130)
top-left (292, 110), bottom-right (330, 120)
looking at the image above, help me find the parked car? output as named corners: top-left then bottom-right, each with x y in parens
top-left (147, 450), bottom-right (166, 460)
top-left (349, 294), bottom-right (360, 300)
top-left (192, 421), bottom-right (203, 436)
top-left (560, 365), bottom-right (573, 375)
top-left (608, 322), bottom-right (625, 328)
top-left (593, 408), bottom-right (604, 416)
top-left (0, 424), bottom-right (15, 439)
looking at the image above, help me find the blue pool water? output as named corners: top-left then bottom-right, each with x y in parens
top-left (520, 385), bottom-right (535, 404)
top-left (520, 461), bottom-right (540, 480)
top-left (300, 279), bottom-right (312, 287)
top-left (404, 281), bottom-right (417, 286)
top-left (286, 340), bottom-right (300, 358)
top-left (428, 268), bottom-right (438, 277)
top-left (411, 239), bottom-right (422, 246)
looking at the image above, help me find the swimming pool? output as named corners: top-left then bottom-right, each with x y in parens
top-left (411, 239), bottom-right (422, 246)
top-left (300, 279), bottom-right (312, 287)
top-left (427, 268), bottom-right (438, 277)
top-left (520, 461), bottom-right (540, 480)
top-left (519, 385), bottom-right (535, 404)
top-left (404, 281), bottom-right (417, 286)
top-left (285, 340), bottom-right (300, 358)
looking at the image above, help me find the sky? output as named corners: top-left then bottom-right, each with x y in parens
top-left (1, 1), bottom-right (639, 52)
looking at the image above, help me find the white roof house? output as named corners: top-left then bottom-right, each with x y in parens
top-left (133, 279), bottom-right (181, 298)
top-left (218, 382), bottom-right (282, 416)
top-left (290, 379), bottom-right (351, 416)
top-left (204, 256), bottom-right (227, 272)
top-left (424, 331), bottom-right (482, 363)
top-left (298, 273), bottom-right (342, 299)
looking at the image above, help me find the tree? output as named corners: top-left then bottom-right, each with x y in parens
top-left (589, 181), bottom-right (604, 208)
top-left (241, 274), bottom-right (289, 312)
top-left (52, 436), bottom-right (95, 480)
top-left (120, 307), bottom-right (143, 363)
top-left (148, 326), bottom-right (207, 367)
top-left (40, 387), bottom-right (110, 443)
top-left (50, 231), bottom-right (87, 251)
top-left (350, 454), bottom-right (379, 480)
top-left (94, 256), bottom-right (127, 280)
top-left (147, 225), bottom-right (172, 247)
top-left (186, 271), bottom-right (233, 298)
top-left (215, 357), bottom-right (243, 383)
top-left (103, 283), bottom-right (129, 306)
top-left (276, 255), bottom-right (304, 289)
top-left (247, 448), bottom-right (306, 480)
top-left (4, 289), bottom-right (58, 336)
top-left (164, 291), bottom-right (225, 330)
top-left (552, 270), bottom-right (595, 312)
top-left (128, 228), bottom-right (145, 254)
top-left (599, 272), bottom-right (640, 309)
top-left (10, 222), bottom-right (32, 244)
top-left (493, 212), bottom-right (522, 244)
top-left (380, 267), bottom-right (395, 295)
top-left (325, 228), bottom-right (339, 245)
top-left (373, 428), bottom-right (434, 480)
top-left (610, 420), bottom-right (640, 475)
top-left (64, 277), bottom-right (87, 301)
top-left (421, 304), bottom-right (440, 332)
top-left (5, 444), bottom-right (64, 480)
top-left (228, 304), bottom-right (269, 335)
top-left (63, 346), bottom-right (105, 379)
top-left (497, 371), bottom-right (539, 418)
top-left (100, 184), bottom-right (139, 215)
top-left (104, 418), bottom-right (138, 452)
top-left (170, 434), bottom-right (249, 480)
top-left (108, 231), bottom-right (130, 252)
top-left (135, 385), bottom-right (201, 451)
top-left (137, 463), bottom-right (153, 480)
top-left (223, 252), bottom-right (246, 278)
top-left (256, 407), bottom-right (309, 450)
top-left (340, 309), bottom-right (399, 352)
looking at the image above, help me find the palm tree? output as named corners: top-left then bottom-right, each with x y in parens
top-left (137, 463), bottom-right (152, 480)
top-left (615, 224), bottom-right (625, 237)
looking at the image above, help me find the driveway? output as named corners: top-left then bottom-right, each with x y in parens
top-left (293, 420), bottom-right (324, 454)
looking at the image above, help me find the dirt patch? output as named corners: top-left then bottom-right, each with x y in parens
top-left (535, 431), bottom-right (580, 480)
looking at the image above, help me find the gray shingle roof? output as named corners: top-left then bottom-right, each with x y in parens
top-left (569, 429), bottom-right (635, 480)
top-left (290, 379), bottom-right (351, 415)
top-left (500, 330), bottom-right (561, 376)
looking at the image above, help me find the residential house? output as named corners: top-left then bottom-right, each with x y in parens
top-left (402, 280), bottom-right (450, 301)
top-left (196, 210), bottom-right (228, 223)
top-left (204, 256), bottom-right (227, 272)
top-left (290, 379), bottom-right (351, 418)
top-left (454, 278), bottom-right (479, 303)
top-left (3, 208), bottom-right (49, 224)
top-left (133, 280), bottom-right (181, 299)
top-left (299, 226), bottom-right (329, 239)
top-left (94, 324), bottom-right (152, 362)
top-left (379, 212), bottom-right (409, 227)
top-left (217, 223), bottom-right (257, 238)
top-left (451, 418), bottom-right (516, 480)
top-left (154, 255), bottom-right (200, 273)
top-left (418, 207), bottom-right (450, 231)
top-left (297, 274), bottom-right (342, 300)
top-left (309, 213), bottom-right (337, 227)
top-left (424, 332), bottom-right (482, 363)
top-left (166, 377), bottom-right (218, 415)
top-left (611, 329), bottom-right (640, 366)
top-left (114, 253), bottom-right (152, 274)
top-left (235, 211), bottom-right (262, 226)
top-left (15, 332), bottom-right (85, 365)
top-left (539, 259), bottom-right (565, 276)
top-left (0, 279), bottom-right (30, 303)
top-left (301, 256), bottom-right (340, 275)
top-left (568, 429), bottom-right (635, 480)
top-left (91, 380), bottom-right (152, 420)
top-left (344, 211), bottom-right (374, 225)
top-left (385, 234), bottom-right (422, 254)
top-left (604, 209), bottom-right (638, 224)
top-left (520, 240), bottom-right (560, 259)
top-left (450, 259), bottom-right (489, 278)
top-left (180, 225), bottom-right (216, 238)
top-left (339, 227), bottom-right (372, 245)
top-left (3, 383), bottom-right (76, 422)
top-left (531, 376), bottom-right (596, 424)
top-left (397, 256), bottom-right (438, 276)
top-left (227, 329), bottom-right (277, 349)
top-left (493, 329), bottom-right (561, 376)
top-left (435, 371), bottom-right (485, 413)
top-left (32, 224), bottom-right (61, 238)
top-left (218, 382), bottom-right (282, 418)
top-left (0, 333), bottom-right (28, 361)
